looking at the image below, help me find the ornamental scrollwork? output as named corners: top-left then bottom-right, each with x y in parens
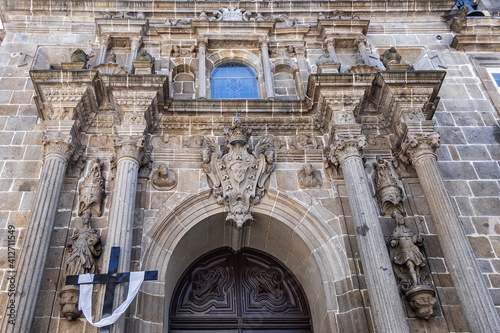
top-left (202, 120), bottom-right (275, 229)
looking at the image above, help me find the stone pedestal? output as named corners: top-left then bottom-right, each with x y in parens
top-left (331, 131), bottom-right (410, 333)
top-left (133, 61), bottom-right (154, 74)
top-left (317, 63), bottom-right (341, 74)
top-left (401, 132), bottom-right (500, 332)
top-left (62, 62), bottom-right (86, 70)
top-left (2, 132), bottom-right (77, 333)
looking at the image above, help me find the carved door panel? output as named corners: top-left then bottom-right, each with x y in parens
top-left (170, 248), bottom-right (312, 332)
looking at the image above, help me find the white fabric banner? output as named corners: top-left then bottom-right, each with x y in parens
top-left (78, 271), bottom-right (145, 327)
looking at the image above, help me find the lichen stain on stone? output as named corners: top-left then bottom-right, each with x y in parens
top-left (356, 224), bottom-right (370, 236)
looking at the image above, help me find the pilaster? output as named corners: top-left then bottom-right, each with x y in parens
top-left (260, 38), bottom-right (275, 100)
top-left (198, 37), bottom-right (207, 99)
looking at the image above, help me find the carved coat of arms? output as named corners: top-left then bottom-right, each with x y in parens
top-left (203, 120), bottom-right (275, 229)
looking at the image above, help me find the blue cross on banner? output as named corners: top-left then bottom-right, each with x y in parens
top-left (65, 247), bottom-right (158, 332)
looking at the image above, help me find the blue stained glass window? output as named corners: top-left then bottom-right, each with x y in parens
top-left (491, 72), bottom-right (500, 87)
top-left (210, 62), bottom-right (259, 99)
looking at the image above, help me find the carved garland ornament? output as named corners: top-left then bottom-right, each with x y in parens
top-left (202, 120), bottom-right (275, 229)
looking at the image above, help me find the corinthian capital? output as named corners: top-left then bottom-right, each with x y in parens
top-left (329, 133), bottom-right (366, 166)
top-left (399, 132), bottom-right (440, 165)
top-left (43, 132), bottom-right (77, 161)
top-left (114, 135), bottom-right (145, 163)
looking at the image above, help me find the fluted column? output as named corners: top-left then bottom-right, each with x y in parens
top-left (2, 132), bottom-right (77, 333)
top-left (325, 38), bottom-right (340, 63)
top-left (401, 132), bottom-right (500, 332)
top-left (260, 39), bottom-right (275, 100)
top-left (128, 36), bottom-right (142, 73)
top-left (103, 135), bottom-right (144, 333)
top-left (98, 35), bottom-right (111, 65)
top-left (198, 37), bottom-right (207, 99)
top-left (330, 132), bottom-right (410, 333)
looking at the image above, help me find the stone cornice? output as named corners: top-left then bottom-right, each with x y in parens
top-left (31, 70), bottom-right (168, 135)
top-left (452, 17), bottom-right (500, 52)
top-left (0, 1), bottom-right (457, 19)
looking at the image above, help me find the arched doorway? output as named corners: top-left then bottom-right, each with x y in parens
top-left (169, 247), bottom-right (312, 333)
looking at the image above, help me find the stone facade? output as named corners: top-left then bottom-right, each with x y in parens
top-left (0, 1), bottom-right (499, 332)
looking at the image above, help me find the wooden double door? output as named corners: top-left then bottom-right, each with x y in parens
top-left (169, 248), bottom-right (313, 333)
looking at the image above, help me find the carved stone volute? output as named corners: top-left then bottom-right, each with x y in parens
top-left (202, 120), bottom-right (275, 229)
top-left (114, 135), bottom-right (145, 164)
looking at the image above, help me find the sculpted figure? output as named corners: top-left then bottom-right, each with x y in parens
top-left (172, 45), bottom-right (180, 57)
top-left (298, 163), bottom-right (322, 189)
top-left (135, 49), bottom-right (153, 62)
top-left (389, 212), bottom-right (425, 287)
top-left (70, 49), bottom-right (89, 65)
top-left (316, 50), bottom-right (333, 65)
top-left (60, 212), bottom-right (101, 321)
top-left (78, 159), bottom-right (105, 217)
top-left (381, 47), bottom-right (402, 67)
top-left (65, 213), bottom-right (101, 276)
top-left (152, 163), bottom-right (177, 190)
